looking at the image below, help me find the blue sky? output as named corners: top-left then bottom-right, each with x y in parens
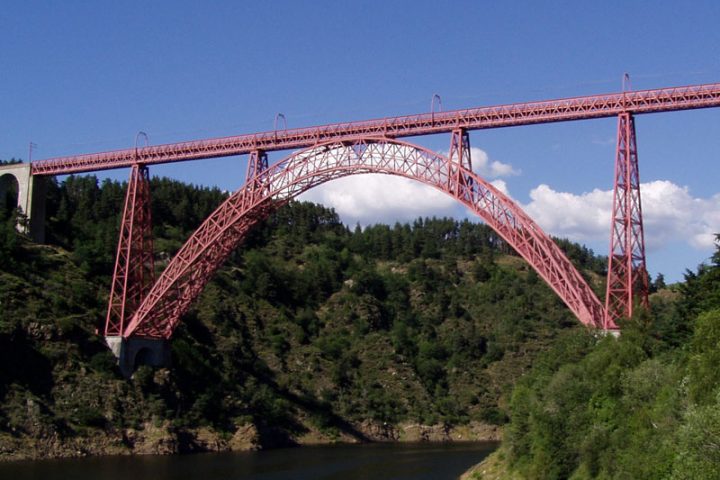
top-left (2, 1), bottom-right (720, 281)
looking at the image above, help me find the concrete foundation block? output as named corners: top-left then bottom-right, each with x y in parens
top-left (105, 336), bottom-right (172, 378)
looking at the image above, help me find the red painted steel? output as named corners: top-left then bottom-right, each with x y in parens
top-left (122, 138), bottom-right (605, 339)
top-left (245, 150), bottom-right (269, 198)
top-left (448, 128), bottom-right (473, 193)
top-left (105, 164), bottom-right (155, 336)
top-left (604, 113), bottom-right (649, 328)
top-left (30, 82), bottom-right (720, 176)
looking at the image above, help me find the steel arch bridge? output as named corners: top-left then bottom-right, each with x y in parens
top-left (120, 135), bottom-right (606, 340)
top-left (11, 79), bottom-right (720, 371)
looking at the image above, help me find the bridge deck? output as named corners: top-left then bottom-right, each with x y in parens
top-left (30, 82), bottom-right (720, 176)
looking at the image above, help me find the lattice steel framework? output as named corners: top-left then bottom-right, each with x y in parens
top-left (121, 138), bottom-right (606, 339)
top-left (105, 164), bottom-right (155, 336)
top-left (246, 150), bottom-right (269, 198)
top-left (604, 113), bottom-right (648, 328)
top-left (448, 128), bottom-right (473, 194)
top-left (31, 80), bottom-right (720, 342)
top-left (30, 82), bottom-right (720, 176)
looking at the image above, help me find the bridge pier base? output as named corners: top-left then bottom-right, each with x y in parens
top-left (105, 336), bottom-right (171, 378)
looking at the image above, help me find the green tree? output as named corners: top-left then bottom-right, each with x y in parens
top-left (688, 309), bottom-right (720, 405)
top-left (671, 399), bottom-right (720, 480)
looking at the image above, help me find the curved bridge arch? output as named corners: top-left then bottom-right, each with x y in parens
top-left (125, 138), bottom-right (607, 338)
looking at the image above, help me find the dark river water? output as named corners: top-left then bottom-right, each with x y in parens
top-left (0, 441), bottom-right (497, 480)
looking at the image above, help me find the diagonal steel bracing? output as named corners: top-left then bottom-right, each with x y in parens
top-left (73, 81), bottom-right (720, 342)
top-left (105, 164), bottom-right (155, 336)
top-left (122, 138), bottom-right (605, 339)
top-left (31, 82), bottom-right (720, 176)
top-left (604, 113), bottom-right (649, 328)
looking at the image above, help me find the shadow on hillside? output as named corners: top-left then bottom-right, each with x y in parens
top-left (231, 312), bottom-right (371, 445)
top-left (250, 366), bottom-right (371, 444)
top-left (0, 330), bottom-right (54, 401)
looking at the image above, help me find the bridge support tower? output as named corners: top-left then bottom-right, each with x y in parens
top-left (604, 112), bottom-right (649, 329)
top-left (448, 128), bottom-right (474, 197)
top-left (105, 163), bottom-right (170, 375)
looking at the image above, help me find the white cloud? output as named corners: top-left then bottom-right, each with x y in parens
top-left (521, 180), bottom-right (720, 252)
top-left (299, 174), bottom-right (457, 226)
top-left (523, 184), bottom-right (611, 242)
top-left (287, 139), bottom-right (717, 278)
top-left (298, 146), bottom-right (517, 226)
top-left (463, 147), bottom-right (520, 178)
top-left (295, 138), bottom-right (720, 263)
top-left (489, 179), bottom-right (510, 196)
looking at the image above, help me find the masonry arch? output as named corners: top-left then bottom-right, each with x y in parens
top-left (124, 138), bottom-right (606, 338)
top-left (0, 173), bottom-right (20, 216)
top-left (0, 163), bottom-right (45, 241)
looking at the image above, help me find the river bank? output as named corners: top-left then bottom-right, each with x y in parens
top-left (459, 446), bottom-right (522, 480)
top-left (0, 441), bottom-right (500, 480)
top-left (0, 419), bottom-right (501, 462)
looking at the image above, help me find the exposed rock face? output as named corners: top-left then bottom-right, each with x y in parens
top-left (0, 421), bottom-right (264, 461)
top-left (355, 420), bottom-right (399, 441)
top-left (358, 421), bottom-right (502, 443)
top-left (125, 422), bottom-right (179, 455)
top-left (186, 427), bottom-right (227, 452)
top-left (0, 429), bottom-right (128, 461)
top-left (229, 423), bottom-right (260, 451)
top-left (441, 422), bottom-right (502, 442)
top-left (0, 420), bottom-right (499, 462)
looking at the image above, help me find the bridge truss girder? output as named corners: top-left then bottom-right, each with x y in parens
top-left (31, 82), bottom-right (720, 176)
top-left (119, 137), bottom-right (608, 340)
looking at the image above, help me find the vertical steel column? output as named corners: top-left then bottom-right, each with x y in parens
top-left (448, 128), bottom-right (473, 199)
top-left (244, 150), bottom-right (269, 203)
top-left (105, 164), bottom-right (155, 337)
top-left (604, 112), bottom-right (649, 329)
